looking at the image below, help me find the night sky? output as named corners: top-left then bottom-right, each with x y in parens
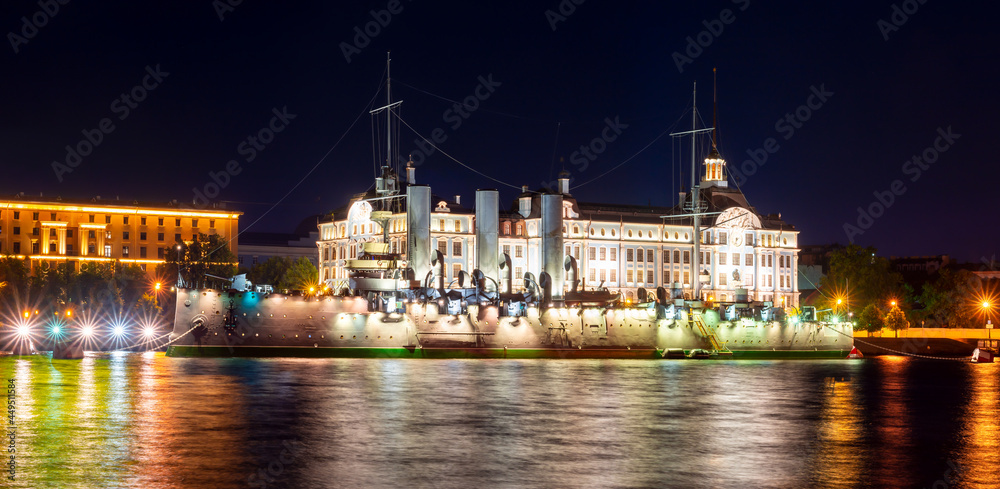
top-left (2, 1), bottom-right (995, 261)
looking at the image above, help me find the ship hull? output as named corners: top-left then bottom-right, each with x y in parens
top-left (166, 288), bottom-right (853, 359)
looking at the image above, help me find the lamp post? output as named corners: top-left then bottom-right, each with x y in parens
top-left (175, 244), bottom-right (183, 288)
top-left (982, 301), bottom-right (992, 340)
top-left (154, 282), bottom-right (161, 309)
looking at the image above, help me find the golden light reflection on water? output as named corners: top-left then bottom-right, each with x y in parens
top-left (810, 368), bottom-right (865, 487)
top-left (955, 363), bottom-right (1000, 488)
top-left (2, 354), bottom-right (999, 489)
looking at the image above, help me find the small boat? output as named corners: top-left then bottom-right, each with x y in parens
top-left (847, 347), bottom-right (863, 359)
top-left (971, 348), bottom-right (994, 363)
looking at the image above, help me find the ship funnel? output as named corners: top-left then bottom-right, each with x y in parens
top-left (475, 189), bottom-right (499, 290)
top-left (407, 185), bottom-right (431, 283)
top-left (540, 193), bottom-right (564, 301)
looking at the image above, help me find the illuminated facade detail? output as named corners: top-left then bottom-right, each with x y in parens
top-left (0, 199), bottom-right (241, 274)
top-left (316, 169), bottom-right (800, 307)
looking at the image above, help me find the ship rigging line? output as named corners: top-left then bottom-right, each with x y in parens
top-left (572, 107), bottom-right (691, 191)
top-left (396, 116), bottom-right (523, 190)
top-left (203, 68), bottom-right (388, 258)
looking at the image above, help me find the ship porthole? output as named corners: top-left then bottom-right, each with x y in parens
top-left (340, 335), bottom-right (344, 339)
top-left (352, 335), bottom-right (356, 339)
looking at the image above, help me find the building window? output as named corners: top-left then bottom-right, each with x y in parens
top-left (610, 269), bottom-right (616, 282)
top-left (683, 271), bottom-right (689, 284)
top-left (589, 247), bottom-right (596, 260)
top-left (32, 242), bottom-right (39, 254)
top-left (67, 229), bottom-right (73, 238)
top-left (123, 231), bottom-right (130, 240)
top-left (719, 253), bottom-right (727, 266)
top-left (647, 270), bottom-right (654, 284)
top-left (719, 273), bottom-right (727, 286)
top-left (32, 227), bottom-right (39, 236)
top-left (104, 244), bottom-right (112, 257)
top-left (88, 230), bottom-right (96, 239)
top-left (141, 217), bottom-right (147, 225)
top-left (746, 233), bottom-right (753, 246)
top-left (663, 250), bottom-right (669, 264)
top-left (683, 251), bottom-right (690, 264)
top-left (122, 246), bottom-right (129, 257)
top-left (600, 248), bottom-right (607, 261)
top-left (33, 212), bottom-right (39, 220)
top-left (453, 241), bottom-right (462, 257)
top-left (174, 218), bottom-right (181, 226)
top-left (13, 211), bottom-right (19, 219)
top-left (210, 220), bottom-right (215, 228)
top-left (105, 215), bottom-right (111, 224)
top-left (515, 267), bottom-right (523, 280)
top-left (589, 269), bottom-right (596, 282)
top-left (503, 222), bottom-right (511, 235)
top-left (439, 219), bottom-right (445, 231)
top-left (663, 271), bottom-right (670, 283)
top-left (674, 271), bottom-right (680, 283)
top-left (515, 245), bottom-right (523, 258)
top-left (437, 240), bottom-right (447, 256)
top-left (157, 233), bottom-right (164, 241)
top-left (452, 264), bottom-right (461, 280)
top-left (124, 216), bottom-right (129, 225)
top-left (733, 253), bottom-right (740, 266)
top-left (139, 247), bottom-right (147, 258)
top-left (140, 232), bottom-right (147, 241)
top-left (13, 242), bottom-right (20, 254)
top-left (175, 233), bottom-right (181, 242)
top-left (626, 249), bottom-right (634, 262)
top-left (88, 244), bottom-right (95, 254)
top-left (768, 254), bottom-right (773, 267)
top-left (573, 225), bottom-right (579, 234)
top-left (627, 270), bottom-right (634, 283)
top-left (192, 219), bottom-right (199, 228)
top-left (503, 244), bottom-right (511, 257)
top-left (13, 227), bottom-right (20, 235)
top-left (600, 269), bottom-right (606, 282)
top-left (156, 248), bottom-right (164, 259)
top-left (609, 248), bottom-right (616, 261)
top-left (646, 249), bottom-right (654, 263)
top-left (89, 215), bottom-right (95, 223)
top-left (719, 231), bottom-right (727, 245)
top-left (746, 254), bottom-right (753, 266)
top-left (454, 220), bottom-right (461, 233)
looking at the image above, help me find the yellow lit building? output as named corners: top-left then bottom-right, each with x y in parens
top-left (0, 198), bottom-right (241, 274)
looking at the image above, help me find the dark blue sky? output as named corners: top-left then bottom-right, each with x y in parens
top-left (2, 1), bottom-right (995, 261)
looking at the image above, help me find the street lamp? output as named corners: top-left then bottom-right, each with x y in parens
top-left (982, 301), bottom-right (992, 339)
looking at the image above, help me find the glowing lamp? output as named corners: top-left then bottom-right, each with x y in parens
top-left (143, 327), bottom-right (155, 338)
top-left (82, 326), bottom-right (94, 337)
top-left (113, 326), bottom-right (125, 337)
top-left (52, 326), bottom-right (61, 335)
top-left (17, 325), bottom-right (29, 337)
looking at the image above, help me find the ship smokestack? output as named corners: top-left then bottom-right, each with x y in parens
top-left (540, 193), bottom-right (564, 301)
top-left (407, 185), bottom-right (431, 283)
top-left (475, 189), bottom-right (499, 289)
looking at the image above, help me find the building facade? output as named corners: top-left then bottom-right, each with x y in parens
top-left (0, 198), bottom-right (240, 274)
top-left (317, 156), bottom-right (800, 306)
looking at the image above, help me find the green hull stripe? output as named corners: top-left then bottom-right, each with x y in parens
top-left (166, 345), bottom-right (849, 360)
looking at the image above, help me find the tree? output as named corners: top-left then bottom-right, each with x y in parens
top-left (885, 305), bottom-right (910, 336)
top-left (159, 233), bottom-right (238, 289)
top-left (282, 257), bottom-right (318, 291)
top-left (820, 245), bottom-right (905, 313)
top-left (247, 256), bottom-right (292, 288)
top-left (918, 268), bottom-right (981, 328)
top-left (858, 303), bottom-right (886, 333)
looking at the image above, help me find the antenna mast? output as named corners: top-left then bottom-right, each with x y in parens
top-left (691, 83), bottom-right (700, 301)
top-left (712, 68), bottom-right (718, 149)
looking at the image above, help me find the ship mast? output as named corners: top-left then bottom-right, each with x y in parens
top-left (669, 82), bottom-right (714, 301)
top-left (691, 83), bottom-right (700, 301)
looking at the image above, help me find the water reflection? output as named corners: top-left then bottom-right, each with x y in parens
top-left (1, 354), bottom-right (998, 488)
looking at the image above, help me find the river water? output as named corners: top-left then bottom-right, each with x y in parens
top-left (1, 354), bottom-right (997, 488)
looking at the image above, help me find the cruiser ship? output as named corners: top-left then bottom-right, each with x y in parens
top-left (166, 60), bottom-right (853, 359)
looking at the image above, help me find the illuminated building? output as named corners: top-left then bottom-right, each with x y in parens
top-left (317, 159), bottom-right (801, 306)
top-left (0, 197), bottom-right (241, 274)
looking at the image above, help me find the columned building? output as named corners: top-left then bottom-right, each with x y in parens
top-left (318, 155), bottom-right (800, 307)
